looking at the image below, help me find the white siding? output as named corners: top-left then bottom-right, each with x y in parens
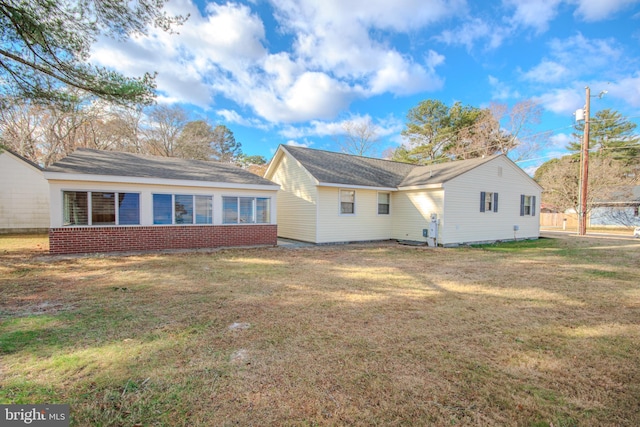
top-left (48, 180), bottom-right (277, 228)
top-left (391, 189), bottom-right (444, 242)
top-left (0, 152), bottom-right (50, 232)
top-left (268, 152), bottom-right (318, 242)
top-left (316, 187), bottom-right (393, 243)
top-left (441, 157), bottom-right (541, 245)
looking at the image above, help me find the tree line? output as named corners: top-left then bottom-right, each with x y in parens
top-left (0, 95), bottom-right (266, 168)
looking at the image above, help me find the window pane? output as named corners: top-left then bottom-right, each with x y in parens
top-left (341, 190), bottom-right (355, 214)
top-left (524, 196), bottom-right (532, 215)
top-left (63, 191), bottom-right (88, 225)
top-left (256, 198), bottom-right (270, 223)
top-left (195, 196), bottom-right (213, 224)
top-left (175, 194), bottom-right (194, 224)
top-left (341, 190), bottom-right (355, 203)
top-left (92, 192), bottom-right (116, 225)
top-left (239, 197), bottom-right (254, 223)
top-left (153, 194), bottom-right (172, 224)
top-left (118, 193), bottom-right (140, 225)
top-left (485, 192), bottom-right (493, 212)
top-left (378, 193), bottom-right (390, 214)
top-left (223, 197), bottom-right (238, 224)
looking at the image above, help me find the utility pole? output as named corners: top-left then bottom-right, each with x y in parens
top-left (579, 86), bottom-right (590, 236)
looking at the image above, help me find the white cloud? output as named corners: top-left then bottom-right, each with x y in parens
top-left (549, 132), bottom-right (573, 149)
top-left (488, 75), bottom-right (521, 100)
top-left (279, 114), bottom-right (403, 140)
top-left (548, 33), bottom-right (622, 69)
top-left (570, 0), bottom-right (640, 22)
top-left (215, 109), bottom-right (271, 130)
top-left (534, 88), bottom-right (584, 114)
top-left (272, 0), bottom-right (451, 95)
top-left (504, 0), bottom-right (563, 32)
top-left (89, 0), bottom-right (458, 125)
top-left (284, 139), bottom-right (312, 147)
top-left (436, 18), bottom-right (510, 50)
top-left (522, 61), bottom-right (569, 83)
top-left (607, 74), bottom-right (640, 107)
top-left (521, 33), bottom-right (623, 86)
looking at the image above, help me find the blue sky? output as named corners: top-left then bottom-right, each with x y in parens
top-left (90, 0), bottom-right (640, 173)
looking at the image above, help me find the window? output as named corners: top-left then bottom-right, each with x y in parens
top-left (64, 191), bottom-right (88, 225)
top-left (174, 194), bottom-right (193, 224)
top-left (222, 197), bottom-right (271, 224)
top-left (153, 194), bottom-right (213, 225)
top-left (520, 195), bottom-right (536, 216)
top-left (153, 194), bottom-right (172, 224)
top-left (340, 190), bottom-right (355, 214)
top-left (195, 195), bottom-right (213, 224)
top-left (92, 192), bottom-right (116, 225)
top-left (480, 192), bottom-right (498, 213)
top-left (378, 192), bottom-right (390, 215)
top-left (118, 193), bottom-right (140, 225)
top-left (63, 191), bottom-right (139, 226)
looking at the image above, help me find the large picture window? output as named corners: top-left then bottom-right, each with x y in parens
top-left (222, 197), bottom-right (271, 224)
top-left (153, 194), bottom-right (213, 225)
top-left (340, 190), bottom-right (355, 214)
top-left (63, 191), bottom-right (139, 226)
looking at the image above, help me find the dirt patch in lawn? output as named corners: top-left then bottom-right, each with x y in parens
top-left (1, 235), bottom-right (639, 426)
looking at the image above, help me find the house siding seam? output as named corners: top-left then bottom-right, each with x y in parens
top-left (49, 225), bottom-right (277, 254)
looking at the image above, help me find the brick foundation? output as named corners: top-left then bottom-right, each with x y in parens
top-left (49, 225), bottom-right (278, 255)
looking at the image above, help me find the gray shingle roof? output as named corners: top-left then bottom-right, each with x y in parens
top-left (45, 148), bottom-right (277, 186)
top-left (398, 156), bottom-right (497, 187)
top-left (282, 145), bottom-right (499, 188)
top-left (283, 145), bottom-right (416, 188)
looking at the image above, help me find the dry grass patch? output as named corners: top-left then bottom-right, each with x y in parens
top-left (1, 236), bottom-right (639, 426)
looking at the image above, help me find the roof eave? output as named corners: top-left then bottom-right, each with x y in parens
top-left (44, 172), bottom-right (280, 191)
top-left (397, 183), bottom-right (444, 191)
top-left (318, 182), bottom-right (398, 191)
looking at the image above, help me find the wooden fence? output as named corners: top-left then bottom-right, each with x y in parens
top-left (539, 212), bottom-right (579, 229)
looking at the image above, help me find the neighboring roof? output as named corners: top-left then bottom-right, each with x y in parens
top-left (45, 148), bottom-right (277, 186)
top-left (1, 147), bottom-right (43, 171)
top-left (279, 145), bottom-right (502, 188)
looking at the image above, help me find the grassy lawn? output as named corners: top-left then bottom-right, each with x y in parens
top-left (1, 235), bottom-right (639, 426)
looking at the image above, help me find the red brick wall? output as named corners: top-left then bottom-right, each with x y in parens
top-left (49, 225), bottom-right (278, 255)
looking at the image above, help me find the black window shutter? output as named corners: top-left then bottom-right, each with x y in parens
top-left (493, 193), bottom-right (499, 212)
top-left (532, 196), bottom-right (536, 216)
top-left (480, 192), bottom-right (486, 212)
top-left (520, 194), bottom-right (525, 216)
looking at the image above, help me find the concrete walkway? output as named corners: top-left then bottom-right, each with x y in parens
top-left (277, 238), bottom-right (314, 248)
